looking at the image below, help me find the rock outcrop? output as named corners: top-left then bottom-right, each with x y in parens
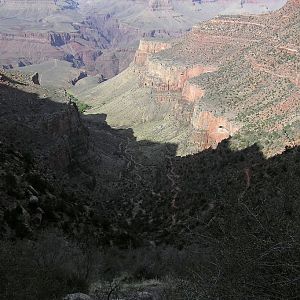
top-left (182, 80), bottom-right (204, 102)
top-left (134, 39), bottom-right (172, 66)
top-left (192, 111), bottom-right (240, 147)
top-left (31, 72), bottom-right (40, 85)
top-left (0, 70), bottom-right (89, 174)
top-left (71, 71), bottom-right (87, 85)
top-left (63, 293), bottom-right (91, 300)
top-left (141, 60), bottom-right (217, 92)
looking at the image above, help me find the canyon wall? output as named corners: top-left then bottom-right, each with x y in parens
top-left (135, 40), bottom-right (217, 94)
top-left (148, 0), bottom-right (174, 10)
top-left (0, 0), bottom-right (287, 78)
top-left (0, 72), bottom-right (89, 173)
top-left (134, 39), bottom-right (218, 109)
top-left (142, 60), bottom-right (217, 92)
top-left (68, 0), bottom-right (297, 157)
top-left (192, 111), bottom-right (240, 147)
top-left (132, 37), bottom-right (238, 149)
top-left (182, 81), bottom-right (205, 102)
top-left (0, 32), bottom-right (75, 47)
top-left (134, 40), bottom-right (172, 65)
top-left (0, 0), bottom-right (78, 9)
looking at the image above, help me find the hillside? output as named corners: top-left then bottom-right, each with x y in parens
top-left (1, 67), bottom-right (299, 299)
top-left (1, 1), bottom-right (299, 299)
top-left (73, 0), bottom-right (299, 156)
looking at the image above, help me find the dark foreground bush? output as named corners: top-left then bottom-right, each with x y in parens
top-left (0, 229), bottom-right (99, 300)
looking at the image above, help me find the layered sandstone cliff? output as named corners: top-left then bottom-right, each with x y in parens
top-left (191, 110), bottom-right (240, 147)
top-left (182, 81), bottom-right (205, 102)
top-left (134, 39), bottom-right (217, 93)
top-left (134, 40), bottom-right (172, 65)
top-left (0, 32), bottom-right (75, 46)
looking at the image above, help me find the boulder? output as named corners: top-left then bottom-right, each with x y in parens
top-left (29, 195), bottom-right (39, 205)
top-left (31, 72), bottom-right (40, 85)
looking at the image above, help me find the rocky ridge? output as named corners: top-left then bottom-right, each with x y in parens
top-left (0, 69), bottom-right (170, 243)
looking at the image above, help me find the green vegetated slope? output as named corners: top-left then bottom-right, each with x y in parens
top-left (73, 0), bottom-right (300, 156)
top-left (190, 5), bottom-right (300, 154)
top-left (71, 67), bottom-right (193, 154)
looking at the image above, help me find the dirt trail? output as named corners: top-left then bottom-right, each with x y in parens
top-left (211, 19), bottom-right (266, 28)
top-left (166, 146), bottom-right (182, 225)
top-left (118, 137), bottom-right (143, 182)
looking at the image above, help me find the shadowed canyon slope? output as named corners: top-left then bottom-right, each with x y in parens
top-left (1, 67), bottom-right (300, 299)
top-left (0, 0), bottom-right (287, 83)
top-left (73, 0), bottom-right (299, 156)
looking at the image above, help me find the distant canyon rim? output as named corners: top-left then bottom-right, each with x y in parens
top-left (0, 0), bottom-right (287, 81)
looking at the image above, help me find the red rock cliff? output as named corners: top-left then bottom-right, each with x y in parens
top-left (192, 111), bottom-right (240, 148)
top-left (134, 39), bottom-right (172, 65)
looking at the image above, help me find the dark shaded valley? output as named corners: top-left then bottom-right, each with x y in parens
top-left (0, 69), bottom-right (299, 299)
top-left (0, 0), bottom-right (300, 300)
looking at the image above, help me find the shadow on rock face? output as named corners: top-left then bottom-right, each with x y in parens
top-left (0, 70), bottom-right (300, 300)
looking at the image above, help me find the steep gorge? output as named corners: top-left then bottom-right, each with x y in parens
top-left (1, 3), bottom-right (300, 299)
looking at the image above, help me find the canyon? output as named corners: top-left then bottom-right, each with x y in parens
top-left (0, 1), bottom-right (299, 299)
top-left (0, 0), bottom-right (287, 84)
top-left (72, 0), bottom-right (298, 156)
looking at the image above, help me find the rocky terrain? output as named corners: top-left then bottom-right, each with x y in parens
top-left (1, 1), bottom-right (299, 300)
top-left (0, 0), bottom-right (287, 83)
top-left (73, 0), bottom-right (298, 156)
top-left (1, 65), bottom-right (299, 299)
top-left (0, 68), bottom-right (175, 244)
